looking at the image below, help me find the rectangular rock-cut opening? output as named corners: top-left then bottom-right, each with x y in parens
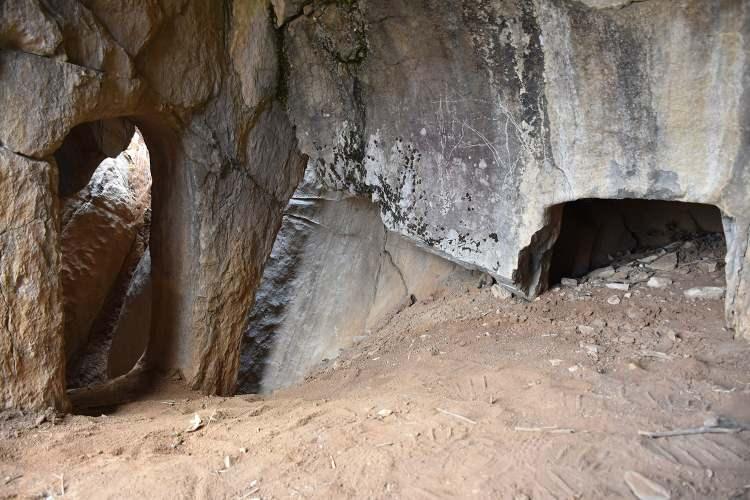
top-left (547, 198), bottom-right (726, 289)
top-left (55, 120), bottom-right (153, 393)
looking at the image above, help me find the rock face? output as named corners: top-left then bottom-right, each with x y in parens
top-left (1, 0), bottom-right (749, 410)
top-left (0, 149), bottom-right (66, 411)
top-left (239, 174), bottom-right (474, 392)
top-left (107, 250), bottom-right (152, 379)
top-left (60, 131), bottom-right (151, 364)
top-left (62, 130), bottom-right (151, 389)
top-left (0, 0), bottom-right (305, 410)
top-left (277, 0), bottom-right (750, 339)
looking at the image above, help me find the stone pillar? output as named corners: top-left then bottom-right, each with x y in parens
top-left (0, 148), bottom-right (67, 411)
top-left (724, 217), bottom-right (750, 341)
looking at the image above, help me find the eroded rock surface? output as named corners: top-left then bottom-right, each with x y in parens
top-left (278, 0), bottom-right (750, 338)
top-left (0, 149), bottom-right (65, 411)
top-left (107, 250), bottom-right (152, 380)
top-left (239, 174), bottom-right (474, 392)
top-left (2, 0), bottom-right (749, 410)
top-left (1, 0), bottom-right (305, 410)
top-left (60, 131), bottom-right (151, 364)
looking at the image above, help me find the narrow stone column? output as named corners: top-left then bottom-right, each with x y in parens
top-left (725, 217), bottom-right (750, 341)
top-left (0, 149), bottom-right (67, 411)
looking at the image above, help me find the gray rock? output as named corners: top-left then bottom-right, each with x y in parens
top-left (647, 277), bottom-right (672, 289)
top-left (581, 343), bottom-right (600, 356)
top-left (491, 284), bottom-right (513, 300)
top-left (637, 254), bottom-right (661, 264)
top-left (577, 325), bottom-right (595, 335)
top-left (647, 253), bottom-right (678, 272)
top-left (560, 278), bottom-right (578, 287)
top-left (607, 295), bottom-right (622, 305)
top-left (629, 271), bottom-right (653, 284)
top-left (684, 287), bottom-right (726, 300)
top-left (588, 266), bottom-right (616, 280)
top-left (698, 261), bottom-right (718, 273)
top-left (239, 191), bottom-right (474, 393)
top-left (606, 283), bottom-right (630, 291)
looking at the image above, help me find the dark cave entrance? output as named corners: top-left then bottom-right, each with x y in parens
top-left (546, 198), bottom-right (726, 286)
top-left (55, 119), bottom-right (153, 392)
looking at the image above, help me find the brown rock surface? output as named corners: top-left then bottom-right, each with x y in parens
top-left (60, 132), bottom-right (151, 364)
top-left (0, 0), bottom-right (305, 410)
top-left (0, 148), bottom-right (66, 411)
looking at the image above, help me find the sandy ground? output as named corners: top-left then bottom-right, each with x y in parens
top-left (2, 239), bottom-right (750, 499)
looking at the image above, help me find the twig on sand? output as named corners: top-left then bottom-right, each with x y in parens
top-left (237, 487), bottom-right (260, 500)
top-left (55, 474), bottom-right (65, 496)
top-left (514, 426), bottom-right (575, 434)
top-left (3, 474), bottom-right (22, 485)
top-left (436, 408), bottom-right (476, 425)
top-left (639, 426), bottom-right (744, 438)
top-left (639, 416), bottom-right (749, 438)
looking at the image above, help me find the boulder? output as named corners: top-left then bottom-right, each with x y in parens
top-left (60, 132), bottom-right (151, 363)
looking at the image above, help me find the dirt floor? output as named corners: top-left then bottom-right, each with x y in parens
top-left (2, 237), bottom-right (750, 499)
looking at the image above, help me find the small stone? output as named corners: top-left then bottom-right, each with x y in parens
top-left (377, 409), bottom-right (393, 418)
top-left (629, 271), bottom-right (652, 283)
top-left (647, 252), bottom-right (677, 272)
top-left (623, 470), bottom-right (670, 500)
top-left (592, 318), bottom-right (607, 328)
top-left (607, 295), bottom-right (621, 305)
top-left (624, 292), bottom-right (632, 299)
top-left (568, 365), bottom-right (580, 373)
top-left (611, 269), bottom-right (630, 280)
top-left (581, 343), bottom-right (599, 356)
top-left (647, 277), bottom-right (672, 289)
top-left (703, 415), bottom-right (720, 428)
top-left (684, 287), bottom-right (725, 300)
top-left (606, 282), bottom-right (630, 291)
top-left (638, 254), bottom-right (661, 264)
top-left (587, 266), bottom-right (615, 280)
top-left (303, 4), bottom-right (314, 15)
top-left (577, 325), bottom-right (595, 335)
top-left (548, 359), bottom-right (563, 366)
top-left (490, 284), bottom-right (512, 300)
top-left (477, 273), bottom-right (493, 289)
top-left (560, 277), bottom-right (578, 287)
top-left (698, 261), bottom-right (718, 273)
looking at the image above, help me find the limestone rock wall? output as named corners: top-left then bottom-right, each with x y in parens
top-left (0, 149), bottom-right (66, 410)
top-left (0, 0), bottom-right (305, 410)
top-left (2, 0), bottom-right (749, 410)
top-left (278, 0), bottom-right (750, 339)
top-left (239, 173), bottom-right (475, 393)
